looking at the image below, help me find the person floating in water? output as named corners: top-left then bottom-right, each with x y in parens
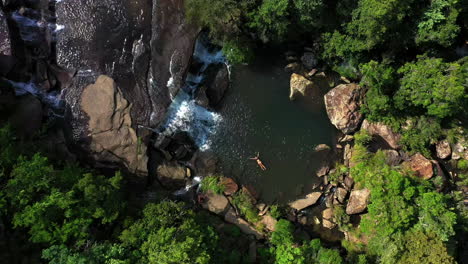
top-left (249, 152), bottom-right (267, 171)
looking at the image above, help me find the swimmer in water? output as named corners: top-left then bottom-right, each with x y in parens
top-left (249, 152), bottom-right (267, 171)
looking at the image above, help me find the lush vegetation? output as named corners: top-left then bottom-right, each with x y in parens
top-left (200, 175), bottom-right (226, 194)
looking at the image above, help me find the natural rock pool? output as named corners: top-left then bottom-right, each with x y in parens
top-left (212, 56), bottom-right (338, 203)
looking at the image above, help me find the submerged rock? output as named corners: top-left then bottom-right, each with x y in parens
top-left (289, 192), bottom-right (322, 211)
top-left (346, 189), bottom-right (370, 215)
top-left (80, 75), bottom-right (148, 175)
top-left (407, 153), bottom-right (433, 180)
top-left (324, 83), bottom-right (364, 134)
top-left (436, 140), bottom-right (451, 159)
top-left (361, 120), bottom-right (401, 149)
top-left (289, 73), bottom-right (318, 100)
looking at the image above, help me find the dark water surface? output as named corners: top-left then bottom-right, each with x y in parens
top-left (212, 57), bottom-right (338, 203)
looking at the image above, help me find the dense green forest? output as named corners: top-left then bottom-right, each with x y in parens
top-left (1, 0), bottom-right (467, 263)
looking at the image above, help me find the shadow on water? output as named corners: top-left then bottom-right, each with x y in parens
top-left (212, 55), bottom-right (338, 203)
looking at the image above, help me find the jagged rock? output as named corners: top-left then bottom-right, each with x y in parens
top-left (301, 52), bottom-right (317, 70)
top-left (9, 94), bottom-right (42, 139)
top-left (339, 135), bottom-right (354, 143)
top-left (407, 153), bottom-right (433, 180)
top-left (205, 64), bottom-right (229, 107)
top-left (324, 83), bottom-right (364, 134)
top-left (290, 73), bottom-right (318, 100)
top-left (0, 9), bottom-right (10, 56)
top-left (289, 192), bottom-right (322, 211)
top-left (315, 144), bottom-right (331, 152)
top-left (156, 161), bottom-right (187, 188)
top-left (260, 214), bottom-right (277, 232)
top-left (452, 140), bottom-right (468, 160)
top-left (202, 192), bottom-right (230, 215)
top-left (322, 208), bottom-right (336, 229)
top-left (195, 85), bottom-right (210, 107)
top-left (383, 149), bottom-right (401, 166)
top-left (436, 140), bottom-right (451, 159)
top-left (346, 189), bottom-right (370, 215)
top-left (80, 75), bottom-right (148, 174)
top-left (335, 187), bottom-right (348, 204)
top-left (284, 62), bottom-right (303, 74)
top-left (316, 166), bottom-right (329, 177)
top-left (361, 120), bottom-right (401, 149)
top-left (344, 176), bottom-right (354, 190)
top-left (224, 208), bottom-right (263, 239)
top-left (325, 194), bottom-right (334, 208)
top-left (220, 177), bottom-right (238, 196)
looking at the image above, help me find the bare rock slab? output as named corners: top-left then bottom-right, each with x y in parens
top-left (362, 119), bottom-right (401, 149)
top-left (407, 153), bottom-right (434, 180)
top-left (290, 73), bottom-right (318, 100)
top-left (202, 192), bottom-right (230, 215)
top-left (224, 208), bottom-right (263, 239)
top-left (346, 189), bottom-right (370, 215)
top-left (289, 192), bottom-right (322, 211)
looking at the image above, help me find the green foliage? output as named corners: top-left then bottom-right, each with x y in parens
top-left (248, 0), bottom-right (290, 42)
top-left (360, 61), bottom-right (396, 121)
top-left (395, 56), bottom-right (466, 118)
top-left (292, 0), bottom-right (324, 29)
top-left (332, 60), bottom-right (360, 80)
top-left (269, 204), bottom-right (284, 219)
top-left (350, 150), bottom-right (457, 262)
top-left (416, 0), bottom-right (461, 47)
top-left (120, 201), bottom-right (218, 264)
top-left (6, 155), bottom-right (124, 245)
top-left (0, 124), bottom-right (19, 173)
top-left (399, 116), bottom-right (442, 156)
top-left (222, 39), bottom-right (255, 65)
top-left (200, 175), bottom-right (225, 194)
top-left (231, 191), bottom-right (260, 223)
top-left (42, 243), bottom-right (130, 264)
top-left (458, 159), bottom-right (468, 170)
top-left (354, 130), bottom-right (372, 146)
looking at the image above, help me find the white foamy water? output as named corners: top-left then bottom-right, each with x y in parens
top-left (158, 34), bottom-right (225, 151)
top-left (160, 91), bottom-right (222, 151)
top-left (174, 176), bottom-right (202, 196)
top-left (8, 80), bottom-right (63, 110)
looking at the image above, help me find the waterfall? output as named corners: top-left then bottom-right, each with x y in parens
top-left (8, 80), bottom-right (64, 113)
top-left (174, 176), bottom-right (202, 196)
top-left (158, 34), bottom-right (225, 151)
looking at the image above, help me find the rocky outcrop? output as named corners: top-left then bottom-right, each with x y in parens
top-left (202, 192), bottom-right (230, 215)
top-left (290, 73), bottom-right (318, 100)
top-left (81, 75), bottom-right (148, 174)
top-left (436, 140), bottom-right (451, 159)
top-left (383, 149), bottom-right (401, 166)
top-left (289, 192), bottom-right (322, 211)
top-left (361, 120), bottom-right (401, 149)
top-left (324, 83), bottom-right (364, 134)
top-left (156, 161), bottom-right (187, 188)
top-left (9, 94), bottom-right (42, 139)
top-left (220, 177), bottom-right (238, 196)
top-left (335, 187), bottom-right (348, 204)
top-left (407, 153), bottom-right (433, 180)
top-left (224, 208), bottom-right (263, 239)
top-left (346, 189), bottom-right (370, 215)
top-left (322, 208), bottom-right (336, 229)
top-left (260, 214), bottom-right (278, 232)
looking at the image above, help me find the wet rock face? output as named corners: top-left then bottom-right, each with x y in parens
top-left (57, 0), bottom-right (154, 126)
top-left (150, 0), bottom-right (199, 123)
top-left (324, 83), bottom-right (364, 134)
top-left (0, 9), bottom-right (10, 56)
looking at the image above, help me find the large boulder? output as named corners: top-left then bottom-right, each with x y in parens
top-left (289, 73), bottom-right (318, 100)
top-left (205, 64), bottom-right (229, 107)
top-left (452, 140), bottom-right (468, 160)
top-left (156, 161), bottom-right (187, 188)
top-left (383, 149), bottom-right (401, 166)
top-left (324, 83), bottom-right (364, 134)
top-left (436, 140), bottom-right (452, 160)
top-left (407, 153), bottom-right (433, 180)
top-left (322, 208), bottom-right (336, 229)
top-left (289, 192), bottom-right (322, 211)
top-left (361, 120), bottom-right (401, 149)
top-left (202, 192), bottom-right (230, 215)
top-left (80, 75), bottom-right (148, 174)
top-left (260, 214), bottom-right (278, 232)
top-left (346, 189), bottom-right (370, 215)
top-left (219, 177), bottom-right (238, 196)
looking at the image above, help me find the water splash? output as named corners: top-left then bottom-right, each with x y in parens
top-left (174, 176), bottom-right (202, 196)
top-left (160, 91), bottom-right (222, 151)
top-left (11, 11), bottom-right (64, 42)
top-left (8, 80), bottom-right (64, 110)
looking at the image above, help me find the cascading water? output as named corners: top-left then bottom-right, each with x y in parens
top-left (158, 35), bottom-right (224, 151)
